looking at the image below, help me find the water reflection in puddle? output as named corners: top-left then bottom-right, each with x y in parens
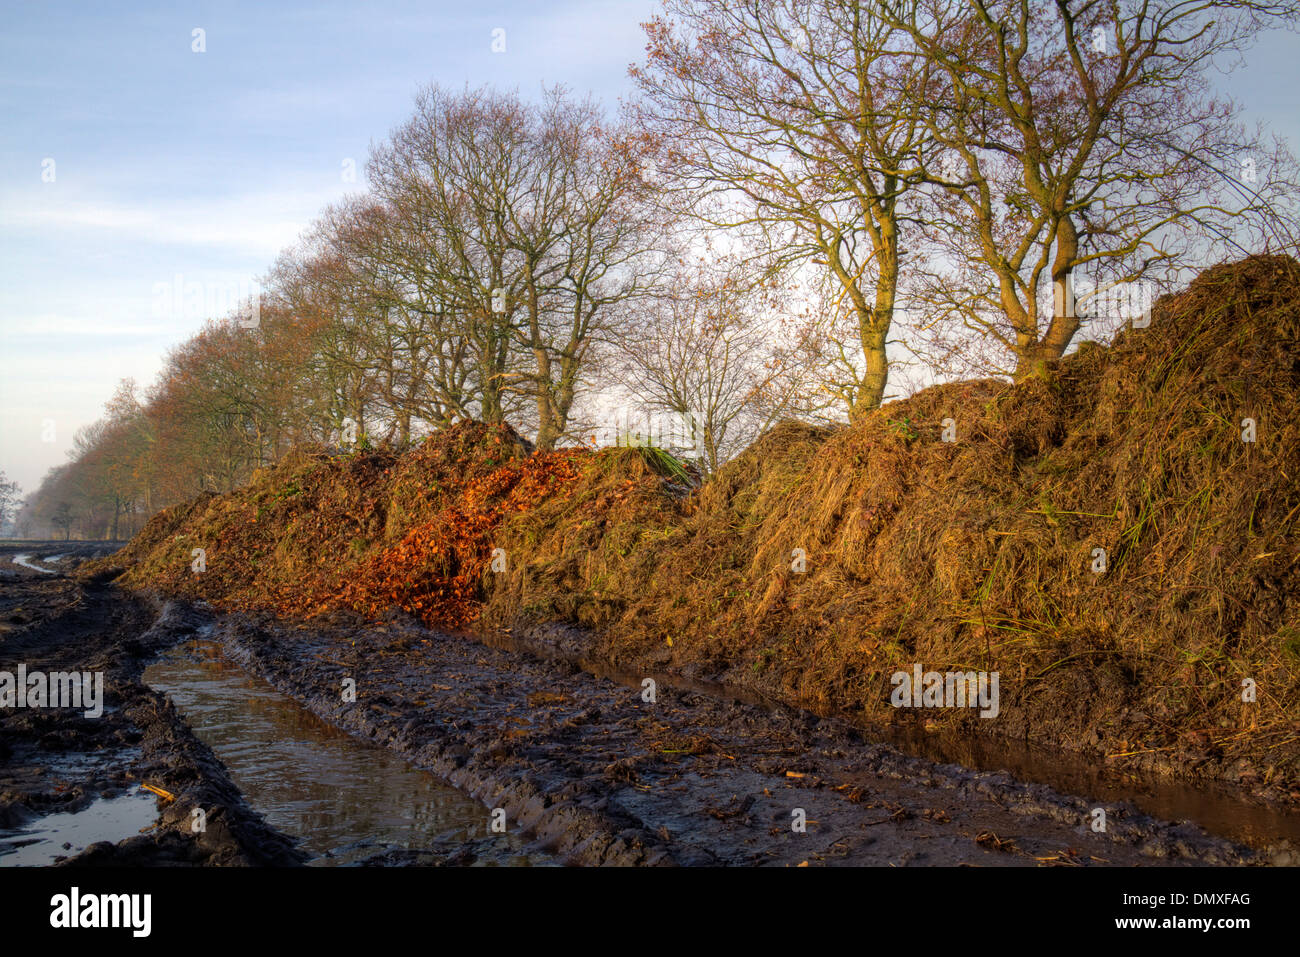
top-left (145, 641), bottom-right (551, 866)
top-left (0, 790), bottom-right (159, 865)
top-left (10, 554), bottom-right (56, 574)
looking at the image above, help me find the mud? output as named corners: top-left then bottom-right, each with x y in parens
top-left (490, 620), bottom-right (1300, 850)
top-left (3, 544), bottom-right (1294, 866)
top-left (0, 544), bottom-right (303, 866)
top-left (217, 608), bottom-right (1290, 865)
top-left (144, 640), bottom-right (553, 866)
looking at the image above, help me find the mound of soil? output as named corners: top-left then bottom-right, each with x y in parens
top-left (87, 423), bottom-right (589, 627)
top-left (92, 255), bottom-right (1300, 797)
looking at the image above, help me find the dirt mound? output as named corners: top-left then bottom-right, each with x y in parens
top-left (84, 423), bottom-right (682, 630)
top-left (97, 256), bottom-right (1300, 794)
top-left (486, 255), bottom-right (1300, 792)
top-left (483, 447), bottom-right (689, 629)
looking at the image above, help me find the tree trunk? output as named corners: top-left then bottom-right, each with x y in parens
top-left (848, 236), bottom-right (897, 420)
top-left (1013, 216), bottom-right (1082, 382)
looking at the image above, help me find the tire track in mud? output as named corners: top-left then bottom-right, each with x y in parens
top-left (0, 555), bottom-right (305, 866)
top-left (2, 551), bottom-right (1283, 868)
top-left (215, 607), bottom-right (1272, 867)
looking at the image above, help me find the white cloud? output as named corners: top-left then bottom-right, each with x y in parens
top-left (0, 184), bottom-right (345, 255)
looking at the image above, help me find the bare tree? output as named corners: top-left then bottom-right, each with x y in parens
top-left (367, 84), bottom-right (662, 448)
top-left (50, 502), bottom-right (73, 542)
top-left (633, 0), bottom-right (938, 419)
top-left (367, 86), bottom-right (530, 429)
top-left (889, 0), bottom-right (1300, 379)
top-left (273, 199), bottom-right (473, 444)
top-left (612, 255), bottom-right (812, 472)
top-left (504, 92), bottom-right (666, 449)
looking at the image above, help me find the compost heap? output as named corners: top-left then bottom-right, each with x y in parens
top-left (91, 255), bottom-right (1300, 793)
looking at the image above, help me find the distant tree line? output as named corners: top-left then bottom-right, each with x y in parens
top-left (17, 0), bottom-right (1298, 538)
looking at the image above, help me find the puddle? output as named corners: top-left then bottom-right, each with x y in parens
top-left (144, 641), bottom-right (553, 866)
top-left (11, 554), bottom-right (56, 574)
top-left (0, 791), bottom-right (159, 865)
top-left (884, 724), bottom-right (1300, 847)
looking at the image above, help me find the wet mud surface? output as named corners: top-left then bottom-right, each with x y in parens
top-left (221, 610), bottom-right (1294, 866)
top-left (2, 544), bottom-right (1295, 866)
top-left (144, 640), bottom-right (551, 866)
top-left (490, 622), bottom-right (1300, 851)
top-left (0, 544), bottom-right (303, 866)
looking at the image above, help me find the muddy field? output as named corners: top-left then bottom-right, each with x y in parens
top-left (0, 544), bottom-right (302, 865)
top-left (2, 545), bottom-right (1296, 867)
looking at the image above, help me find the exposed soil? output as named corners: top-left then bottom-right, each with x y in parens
top-left (218, 615), bottom-right (1300, 864)
top-left (0, 544), bottom-right (304, 866)
top-left (8, 547), bottom-right (1297, 866)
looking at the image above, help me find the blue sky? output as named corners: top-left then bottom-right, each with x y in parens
top-left (0, 0), bottom-right (657, 494)
top-left (0, 1), bottom-right (1295, 496)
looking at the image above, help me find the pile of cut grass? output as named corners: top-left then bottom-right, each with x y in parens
top-left (97, 256), bottom-right (1300, 791)
top-left (484, 256), bottom-right (1300, 789)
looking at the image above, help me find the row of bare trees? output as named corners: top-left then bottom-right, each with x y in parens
top-left (634, 0), bottom-right (1299, 414)
top-left (16, 0), bottom-right (1299, 536)
top-left (268, 87), bottom-right (672, 451)
top-left (15, 85), bottom-right (798, 536)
